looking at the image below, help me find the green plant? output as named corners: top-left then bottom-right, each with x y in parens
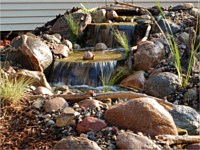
top-left (0, 73), bottom-right (32, 105)
top-left (80, 3), bottom-right (96, 13)
top-left (65, 14), bottom-right (79, 42)
top-left (156, 2), bottom-right (200, 88)
top-left (113, 29), bottom-right (129, 58)
top-left (101, 69), bottom-right (124, 92)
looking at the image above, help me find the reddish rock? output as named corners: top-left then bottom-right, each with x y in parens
top-left (104, 98), bottom-right (178, 138)
top-left (54, 136), bottom-right (101, 150)
top-left (133, 40), bottom-right (164, 71)
top-left (44, 97), bottom-right (69, 113)
top-left (76, 117), bottom-right (107, 134)
top-left (52, 44), bottom-right (70, 58)
top-left (120, 70), bottom-right (146, 90)
top-left (116, 132), bottom-right (161, 150)
top-left (78, 98), bottom-right (106, 110)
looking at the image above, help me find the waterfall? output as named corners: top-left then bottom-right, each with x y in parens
top-left (49, 60), bottom-right (117, 87)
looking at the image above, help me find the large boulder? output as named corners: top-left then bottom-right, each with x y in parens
top-left (8, 35), bottom-right (53, 72)
top-left (104, 98), bottom-right (178, 138)
top-left (144, 72), bottom-right (180, 98)
top-left (53, 136), bottom-right (101, 150)
top-left (133, 40), bottom-right (164, 71)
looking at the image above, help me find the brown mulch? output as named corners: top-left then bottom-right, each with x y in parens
top-left (0, 100), bottom-right (56, 149)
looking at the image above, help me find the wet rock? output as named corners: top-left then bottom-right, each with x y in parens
top-left (43, 34), bottom-right (61, 43)
top-left (133, 40), bottom-right (164, 71)
top-left (44, 97), bottom-right (69, 113)
top-left (106, 10), bottom-right (118, 20)
top-left (34, 86), bottom-right (52, 95)
top-left (15, 69), bottom-right (51, 90)
top-left (32, 99), bottom-right (43, 109)
top-left (62, 39), bottom-right (73, 51)
top-left (52, 44), bottom-right (70, 58)
top-left (53, 136), bottom-right (101, 150)
top-left (52, 12), bottom-right (92, 39)
top-left (8, 35), bottom-right (53, 72)
top-left (92, 9), bottom-right (107, 23)
top-left (83, 51), bottom-right (95, 60)
top-left (56, 107), bottom-right (76, 127)
top-left (120, 70), bottom-right (146, 90)
top-left (116, 132), bottom-right (161, 150)
top-left (144, 72), bottom-right (180, 98)
top-left (78, 98), bottom-right (106, 110)
top-left (104, 98), bottom-right (178, 138)
top-left (76, 116), bottom-right (107, 134)
top-left (94, 43), bottom-right (107, 50)
top-left (169, 105), bottom-right (200, 135)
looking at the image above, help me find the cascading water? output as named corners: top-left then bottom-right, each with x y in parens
top-left (49, 51), bottom-right (124, 87)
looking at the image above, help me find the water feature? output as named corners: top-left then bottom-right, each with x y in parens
top-left (49, 50), bottom-right (125, 87)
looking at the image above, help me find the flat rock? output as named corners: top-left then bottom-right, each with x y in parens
top-left (53, 136), bottom-right (101, 150)
top-left (44, 97), bottom-right (69, 113)
top-left (76, 116), bottom-right (107, 134)
top-left (169, 105), bottom-right (200, 135)
top-left (104, 97), bottom-right (178, 138)
top-left (144, 72), bottom-right (180, 98)
top-left (52, 44), bottom-right (69, 58)
top-left (116, 132), bottom-right (161, 150)
top-left (120, 70), bottom-right (146, 90)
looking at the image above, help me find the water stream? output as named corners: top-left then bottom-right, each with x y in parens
top-left (49, 50), bottom-right (125, 86)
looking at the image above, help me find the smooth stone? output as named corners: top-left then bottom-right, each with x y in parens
top-left (178, 32), bottom-right (189, 45)
top-left (144, 72), bottom-right (180, 98)
top-left (116, 131), bottom-right (161, 150)
top-left (92, 9), bottom-right (106, 23)
top-left (106, 10), bottom-right (118, 20)
top-left (104, 98), bottom-right (178, 138)
top-left (52, 44), bottom-right (70, 58)
top-left (62, 39), bottom-right (73, 51)
top-left (76, 116), bottom-right (107, 134)
top-left (34, 86), bottom-right (52, 95)
top-left (43, 34), bottom-right (61, 43)
top-left (169, 105), bottom-right (200, 135)
top-left (120, 70), bottom-right (146, 90)
top-left (83, 51), bottom-right (95, 60)
top-left (53, 136), bottom-right (102, 150)
top-left (190, 8), bottom-right (200, 17)
top-left (44, 97), bottom-right (69, 113)
top-left (32, 99), bottom-right (43, 109)
top-left (133, 40), bottom-right (164, 71)
top-left (94, 43), bottom-right (107, 50)
top-left (73, 43), bottom-right (81, 50)
top-left (78, 98), bottom-right (106, 110)
top-left (56, 107), bottom-right (76, 127)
